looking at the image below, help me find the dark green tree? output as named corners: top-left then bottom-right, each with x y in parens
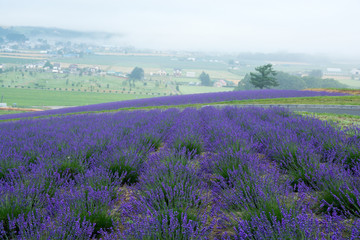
top-left (308, 69), bottom-right (323, 78)
top-left (44, 61), bottom-right (53, 69)
top-left (275, 72), bottom-right (306, 90)
top-left (250, 64), bottom-right (278, 89)
top-left (129, 67), bottom-right (144, 81)
top-left (234, 74), bottom-right (256, 91)
top-left (6, 33), bottom-right (27, 42)
top-left (199, 71), bottom-right (211, 86)
top-left (128, 67), bottom-right (144, 86)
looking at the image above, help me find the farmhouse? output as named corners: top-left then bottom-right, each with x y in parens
top-left (173, 68), bottom-right (182, 77)
top-left (213, 79), bottom-right (227, 87)
top-left (186, 72), bottom-right (196, 77)
top-left (351, 68), bottom-right (360, 75)
top-left (323, 68), bottom-right (348, 76)
top-left (150, 70), bottom-right (167, 76)
top-left (69, 64), bottom-right (78, 73)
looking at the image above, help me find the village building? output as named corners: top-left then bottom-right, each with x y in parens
top-left (186, 72), bottom-right (196, 78)
top-left (351, 68), bottom-right (360, 76)
top-left (173, 68), bottom-right (182, 77)
top-left (323, 68), bottom-right (348, 76)
top-left (213, 79), bottom-right (227, 87)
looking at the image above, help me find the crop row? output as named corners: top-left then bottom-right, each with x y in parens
top-left (0, 106), bottom-right (359, 239)
top-left (0, 89), bottom-right (348, 120)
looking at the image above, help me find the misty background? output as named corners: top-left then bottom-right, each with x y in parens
top-left (1, 0), bottom-right (359, 58)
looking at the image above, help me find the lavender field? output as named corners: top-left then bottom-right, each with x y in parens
top-left (0, 89), bottom-right (347, 120)
top-left (1, 106), bottom-right (360, 239)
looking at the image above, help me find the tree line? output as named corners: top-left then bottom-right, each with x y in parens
top-left (235, 64), bottom-right (348, 91)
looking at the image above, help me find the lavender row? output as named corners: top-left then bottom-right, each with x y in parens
top-left (1, 106), bottom-right (359, 239)
top-left (0, 89), bottom-right (348, 120)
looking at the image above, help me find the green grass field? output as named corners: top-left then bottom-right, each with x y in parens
top-left (334, 78), bottom-right (360, 88)
top-left (0, 57), bottom-right (40, 64)
top-left (0, 88), bottom-right (151, 108)
top-left (58, 55), bottom-right (229, 71)
top-left (297, 112), bottom-right (360, 128)
top-left (0, 71), bottom-right (172, 93)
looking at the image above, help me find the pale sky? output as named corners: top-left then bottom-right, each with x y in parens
top-left (1, 0), bottom-right (359, 57)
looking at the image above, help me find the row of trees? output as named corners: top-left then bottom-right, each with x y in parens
top-left (125, 65), bottom-right (341, 91)
top-left (236, 64), bottom-right (347, 90)
top-left (128, 67), bottom-right (213, 87)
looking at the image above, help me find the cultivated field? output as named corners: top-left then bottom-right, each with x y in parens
top-left (0, 88), bottom-right (151, 109)
top-left (1, 105), bottom-right (360, 239)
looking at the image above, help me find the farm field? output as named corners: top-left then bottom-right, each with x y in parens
top-left (0, 71), bottom-right (174, 95)
top-left (0, 89), bottom-right (347, 120)
top-left (0, 88), bottom-right (151, 108)
top-left (1, 106), bottom-right (360, 239)
top-left (0, 57), bottom-right (40, 64)
top-left (57, 54), bottom-right (229, 71)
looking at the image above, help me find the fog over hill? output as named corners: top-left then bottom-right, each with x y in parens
top-left (0, 0), bottom-right (359, 59)
top-left (0, 26), bottom-right (123, 44)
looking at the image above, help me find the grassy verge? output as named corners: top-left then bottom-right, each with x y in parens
top-left (0, 110), bottom-right (27, 115)
top-left (295, 112), bottom-right (360, 129)
top-left (223, 95), bottom-right (360, 105)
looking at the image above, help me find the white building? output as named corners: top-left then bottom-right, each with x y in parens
top-left (324, 68), bottom-right (347, 76)
top-left (213, 79), bottom-right (227, 87)
top-left (186, 72), bottom-right (196, 77)
top-left (351, 68), bottom-right (360, 76)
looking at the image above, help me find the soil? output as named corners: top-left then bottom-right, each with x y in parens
top-left (305, 88), bottom-right (360, 95)
top-left (0, 107), bottom-right (43, 112)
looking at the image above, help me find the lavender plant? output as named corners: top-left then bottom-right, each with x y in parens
top-left (1, 104), bottom-right (360, 238)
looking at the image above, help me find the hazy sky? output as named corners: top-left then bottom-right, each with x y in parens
top-left (1, 0), bottom-right (359, 57)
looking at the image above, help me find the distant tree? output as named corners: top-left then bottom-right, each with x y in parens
top-left (199, 71), bottom-right (211, 86)
top-left (129, 67), bottom-right (144, 81)
top-left (309, 69), bottom-right (323, 78)
top-left (274, 72), bottom-right (306, 90)
top-left (128, 67), bottom-right (144, 86)
top-left (44, 61), bottom-right (53, 69)
top-left (6, 33), bottom-right (27, 42)
top-left (234, 74), bottom-right (256, 91)
top-left (249, 64), bottom-right (278, 89)
top-left (302, 76), bottom-right (347, 89)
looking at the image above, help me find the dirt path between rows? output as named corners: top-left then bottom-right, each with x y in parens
top-left (0, 107), bottom-right (43, 112)
top-left (305, 88), bottom-right (360, 95)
